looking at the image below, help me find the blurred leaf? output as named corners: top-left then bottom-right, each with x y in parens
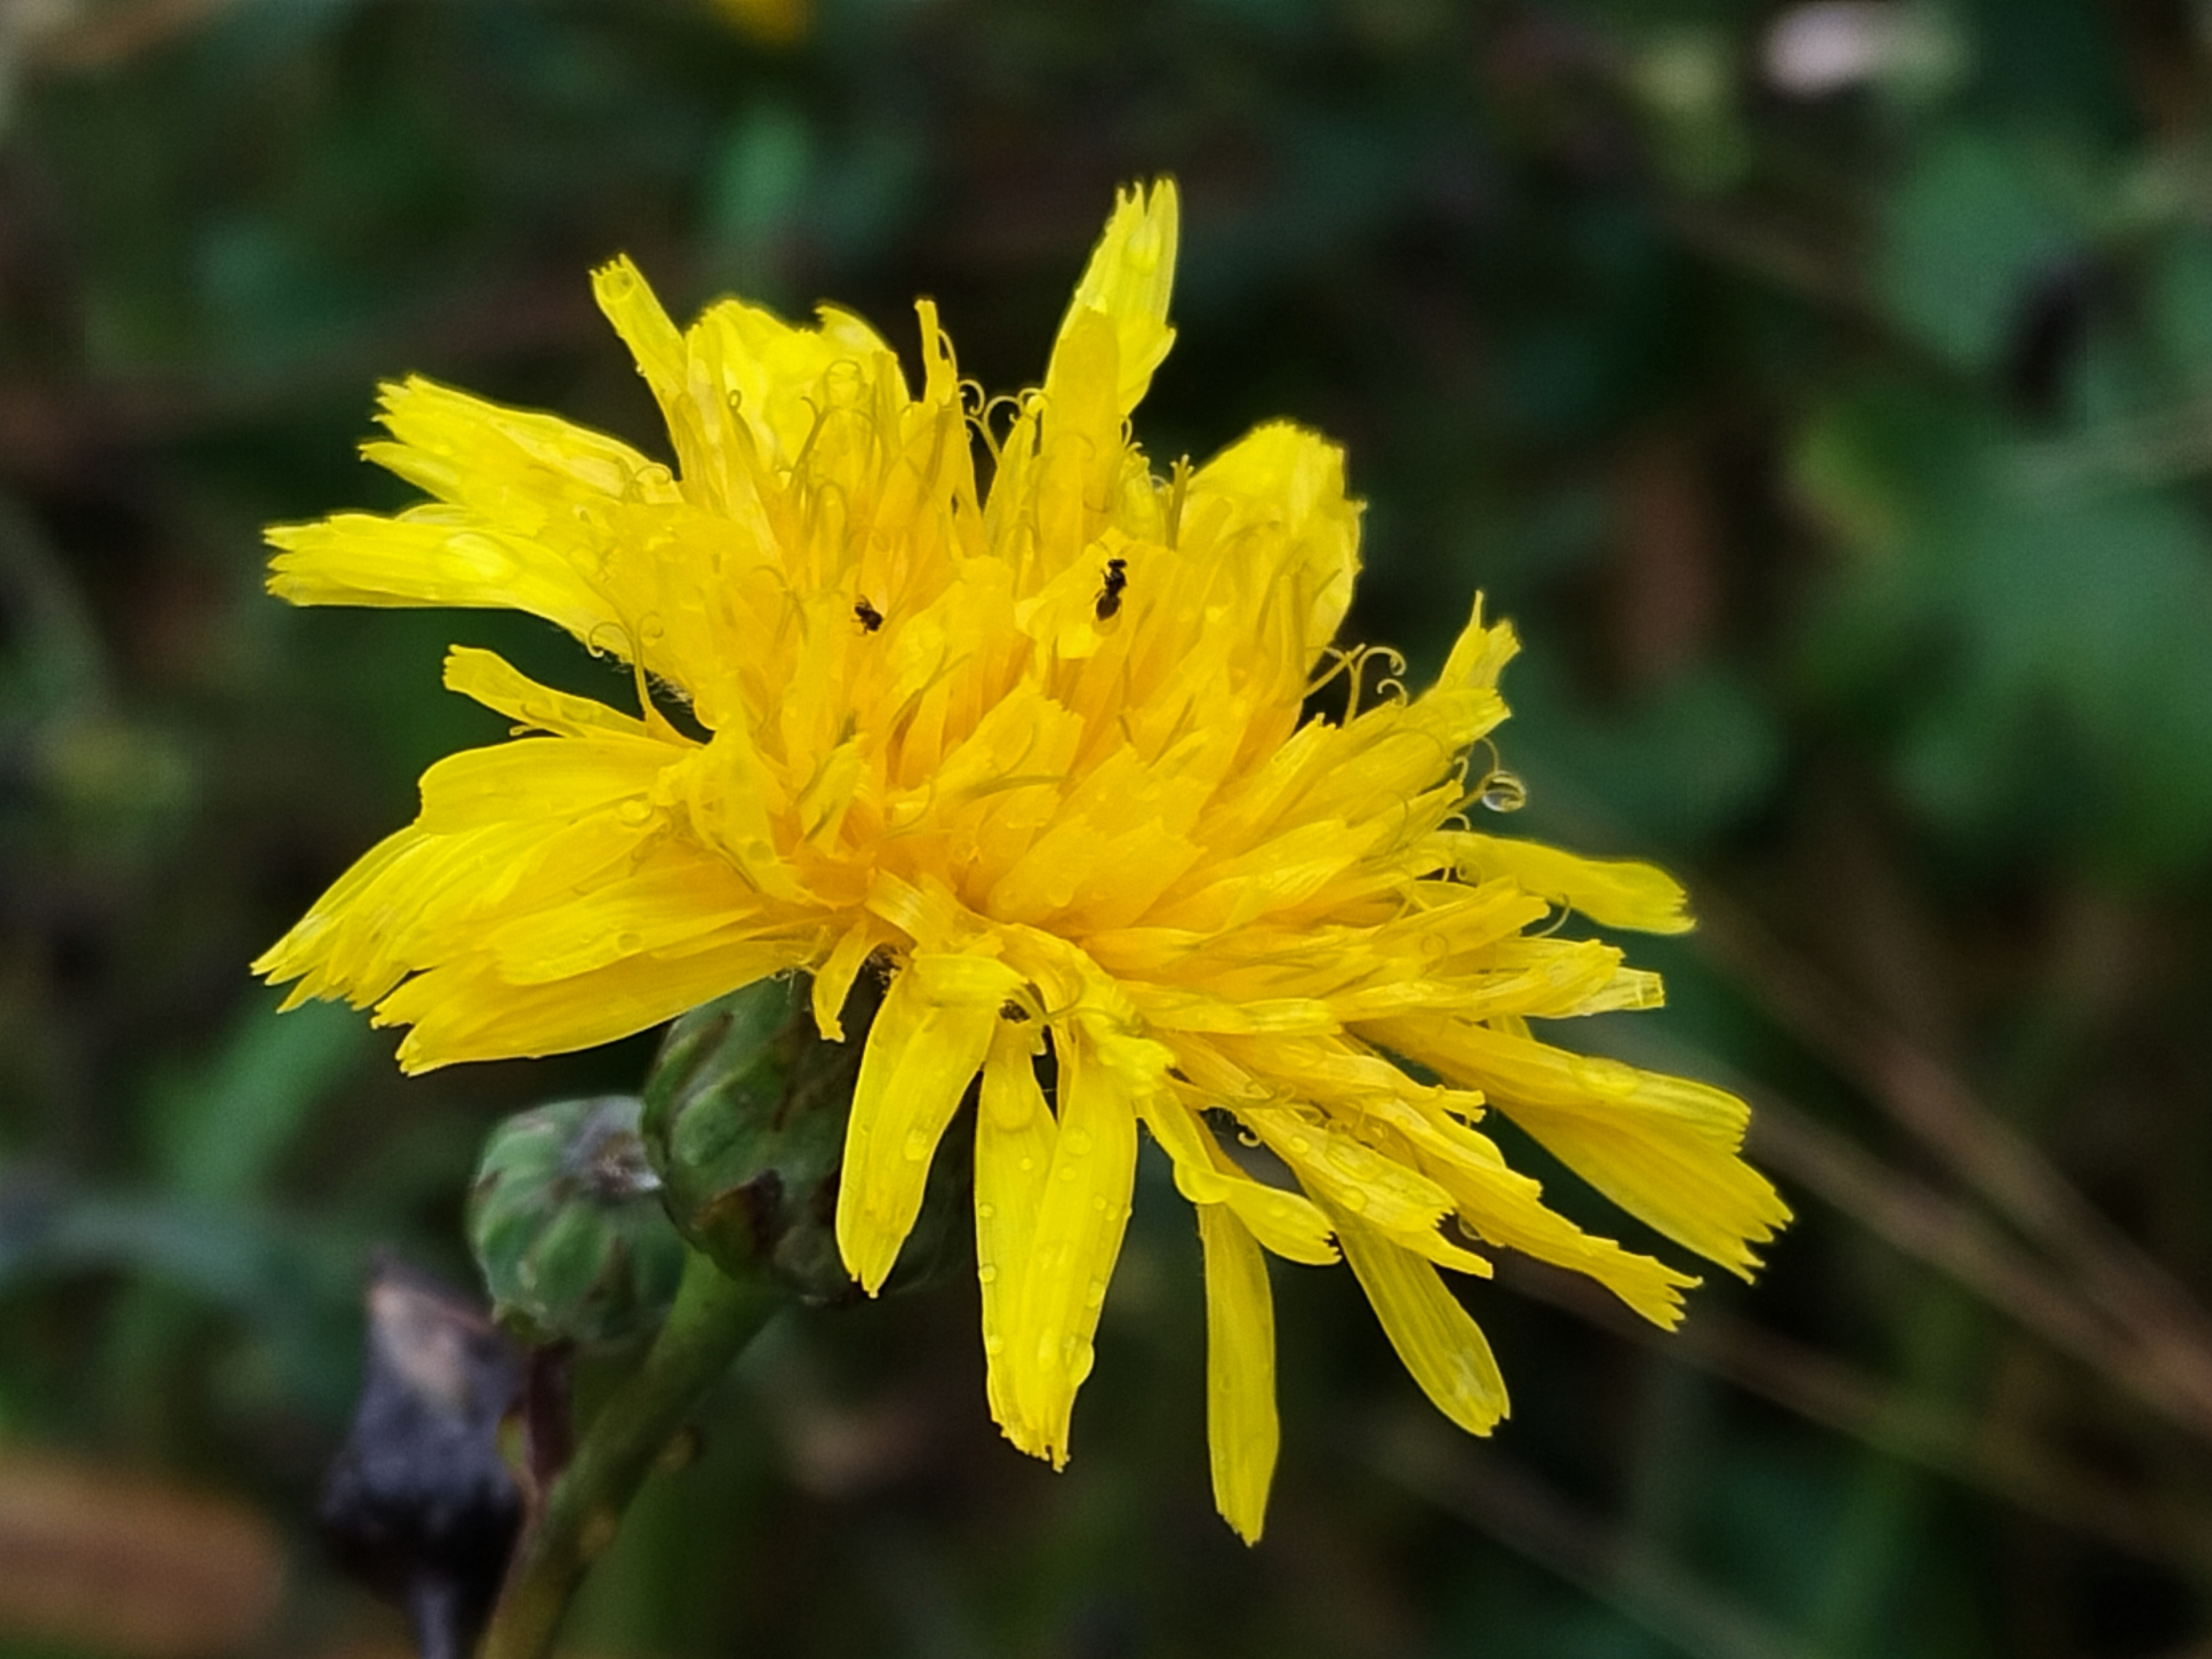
top-left (0, 1185), bottom-right (352, 1312)
top-left (1796, 376), bottom-right (2212, 876)
top-left (2147, 228), bottom-right (2212, 395)
top-left (1876, 130), bottom-right (2079, 373)
top-left (1511, 659), bottom-right (1786, 851)
top-left (147, 994), bottom-right (369, 1204)
top-left (700, 98), bottom-right (815, 303)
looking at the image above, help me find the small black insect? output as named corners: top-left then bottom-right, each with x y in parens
top-left (854, 598), bottom-right (884, 633)
top-left (1094, 556), bottom-right (1128, 621)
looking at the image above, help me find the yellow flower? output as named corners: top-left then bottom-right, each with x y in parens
top-left (256, 181), bottom-right (1788, 1541)
top-left (708, 0), bottom-right (807, 45)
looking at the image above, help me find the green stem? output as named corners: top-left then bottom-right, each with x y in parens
top-left (479, 1250), bottom-right (781, 1659)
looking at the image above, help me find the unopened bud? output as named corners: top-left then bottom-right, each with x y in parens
top-left (640, 976), bottom-right (852, 1303)
top-left (643, 971), bottom-right (974, 1305)
top-left (467, 1095), bottom-right (687, 1346)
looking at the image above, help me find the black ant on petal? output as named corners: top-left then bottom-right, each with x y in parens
top-left (854, 598), bottom-right (884, 633)
top-left (1094, 557), bottom-right (1128, 621)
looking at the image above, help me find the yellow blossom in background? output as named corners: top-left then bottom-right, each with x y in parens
top-left (255, 180), bottom-right (1789, 1541)
top-left (709, 0), bottom-right (808, 46)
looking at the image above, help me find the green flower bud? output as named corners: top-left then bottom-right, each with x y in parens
top-left (466, 1096), bottom-right (686, 1346)
top-left (641, 971), bottom-right (972, 1306)
top-left (640, 978), bottom-right (845, 1303)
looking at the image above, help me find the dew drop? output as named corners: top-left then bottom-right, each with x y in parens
top-left (976, 1203), bottom-right (996, 1221)
top-left (616, 931), bottom-right (642, 952)
top-left (903, 1129), bottom-right (935, 1160)
top-left (617, 800), bottom-right (654, 826)
top-left (1290, 1135), bottom-right (1313, 1157)
top-left (1066, 1130), bottom-right (1093, 1157)
top-left (1478, 770), bottom-right (1528, 813)
top-left (983, 1334), bottom-right (1004, 1356)
top-left (1058, 1167), bottom-right (1077, 1182)
top-left (1018, 1157), bottom-right (1036, 1173)
top-left (1084, 1280), bottom-right (1107, 1308)
top-left (978, 1264), bottom-right (999, 1285)
top-left (1339, 1189), bottom-right (1368, 1213)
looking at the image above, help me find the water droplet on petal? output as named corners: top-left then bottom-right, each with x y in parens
top-left (617, 800), bottom-right (654, 826)
top-left (983, 1334), bottom-right (1004, 1356)
top-left (1084, 1279), bottom-right (1107, 1308)
top-left (903, 1129), bottom-right (935, 1160)
top-left (978, 1264), bottom-right (998, 1284)
top-left (976, 1203), bottom-right (996, 1221)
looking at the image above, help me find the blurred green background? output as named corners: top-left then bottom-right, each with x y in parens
top-left (5, 0), bottom-right (2212, 1654)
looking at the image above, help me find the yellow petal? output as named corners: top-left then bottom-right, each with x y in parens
top-left (1333, 1210), bottom-right (1508, 1435)
top-left (475, 848), bottom-right (766, 984)
top-left (1354, 1092), bottom-right (1696, 1328)
top-left (1441, 831), bottom-right (1694, 935)
top-left (1198, 1204), bottom-right (1278, 1544)
top-left (412, 737), bottom-right (671, 837)
top-left (1179, 422), bottom-right (1361, 665)
top-left (1368, 1016), bottom-right (1790, 1277)
top-left (594, 254), bottom-right (906, 510)
top-left (837, 951), bottom-right (1025, 1294)
top-left (441, 646), bottom-right (651, 740)
top-left (1239, 1101), bottom-right (1486, 1274)
top-left (1140, 1096), bottom-right (1339, 1265)
top-left (1048, 179), bottom-right (1179, 419)
top-left (365, 375), bottom-right (677, 518)
top-left (976, 1017), bottom-right (1059, 1452)
top-left (1007, 1022), bottom-right (1142, 1466)
top-left (810, 918), bottom-right (888, 1044)
top-left (381, 932), bottom-right (814, 1072)
top-left (266, 512), bottom-right (624, 647)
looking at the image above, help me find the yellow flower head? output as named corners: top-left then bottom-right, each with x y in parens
top-left (257, 181), bottom-right (1787, 1541)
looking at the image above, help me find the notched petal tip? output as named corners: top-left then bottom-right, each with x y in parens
top-left (1051, 177), bottom-right (1182, 418)
top-left (591, 253), bottom-right (687, 392)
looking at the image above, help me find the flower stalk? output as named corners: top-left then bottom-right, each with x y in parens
top-left (479, 1247), bottom-right (782, 1659)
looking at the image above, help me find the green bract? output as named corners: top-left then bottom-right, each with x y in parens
top-left (641, 973), bottom-right (969, 1306)
top-left (639, 977), bottom-right (853, 1305)
top-left (467, 1095), bottom-right (687, 1346)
